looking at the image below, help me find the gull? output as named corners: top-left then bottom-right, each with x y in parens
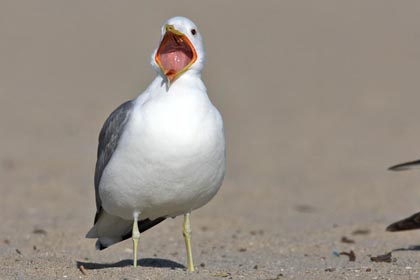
top-left (386, 159), bottom-right (420, 232)
top-left (85, 16), bottom-right (226, 272)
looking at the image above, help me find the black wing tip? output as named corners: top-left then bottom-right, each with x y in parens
top-left (139, 217), bottom-right (166, 233)
top-left (121, 217), bottom-right (167, 241)
top-left (386, 223), bottom-right (420, 232)
top-left (386, 212), bottom-right (420, 232)
top-left (91, 217), bottom-right (167, 250)
top-left (388, 164), bottom-right (411, 171)
top-left (95, 240), bottom-right (108, 250)
top-left (388, 159), bottom-right (420, 171)
top-left (386, 223), bottom-right (400, 232)
top-left (388, 165), bottom-right (400, 171)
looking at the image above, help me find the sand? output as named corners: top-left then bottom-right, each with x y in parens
top-left (2, 1), bottom-right (420, 279)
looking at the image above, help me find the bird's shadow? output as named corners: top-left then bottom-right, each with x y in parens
top-left (391, 245), bottom-right (420, 252)
top-left (77, 258), bottom-right (185, 270)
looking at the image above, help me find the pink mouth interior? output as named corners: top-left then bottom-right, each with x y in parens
top-left (157, 33), bottom-right (194, 76)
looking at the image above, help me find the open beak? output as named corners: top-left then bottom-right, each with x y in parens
top-left (155, 24), bottom-right (197, 82)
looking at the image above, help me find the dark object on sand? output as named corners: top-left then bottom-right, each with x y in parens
top-left (78, 264), bottom-right (87, 275)
top-left (340, 250), bottom-right (356, 261)
top-left (351, 229), bottom-right (370, 235)
top-left (370, 252), bottom-right (394, 263)
top-left (33, 228), bottom-right (47, 235)
top-left (341, 236), bottom-right (355, 244)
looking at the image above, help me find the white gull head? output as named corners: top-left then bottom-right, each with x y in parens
top-left (151, 16), bottom-right (205, 84)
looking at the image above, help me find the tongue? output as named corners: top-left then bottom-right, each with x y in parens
top-left (160, 50), bottom-right (191, 76)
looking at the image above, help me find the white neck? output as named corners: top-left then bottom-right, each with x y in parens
top-left (138, 71), bottom-right (207, 102)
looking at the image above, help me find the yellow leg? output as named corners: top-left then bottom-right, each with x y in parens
top-left (132, 214), bottom-right (140, 267)
top-left (183, 212), bottom-right (195, 272)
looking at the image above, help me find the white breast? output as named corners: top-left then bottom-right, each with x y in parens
top-left (98, 76), bottom-right (226, 220)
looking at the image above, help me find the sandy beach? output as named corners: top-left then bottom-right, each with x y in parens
top-left (2, 1), bottom-right (420, 279)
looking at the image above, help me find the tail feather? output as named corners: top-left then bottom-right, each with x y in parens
top-left (86, 210), bottom-right (166, 250)
top-left (389, 159), bottom-right (420, 171)
top-left (387, 211), bottom-right (420, 232)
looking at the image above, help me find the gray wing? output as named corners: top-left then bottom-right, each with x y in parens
top-left (93, 100), bottom-right (134, 223)
top-left (89, 99), bottom-right (167, 245)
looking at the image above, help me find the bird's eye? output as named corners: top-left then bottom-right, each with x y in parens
top-left (191, 29), bottom-right (197, 36)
